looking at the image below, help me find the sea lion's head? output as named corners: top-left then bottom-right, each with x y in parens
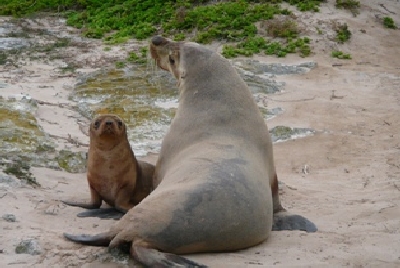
top-left (150, 36), bottom-right (215, 88)
top-left (150, 36), bottom-right (182, 80)
top-left (90, 114), bottom-right (127, 149)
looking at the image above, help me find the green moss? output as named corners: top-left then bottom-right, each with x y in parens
top-left (70, 69), bottom-right (178, 131)
top-left (56, 150), bottom-right (86, 173)
top-left (0, 51), bottom-right (7, 65)
top-left (3, 159), bottom-right (40, 187)
top-left (270, 125), bottom-right (292, 137)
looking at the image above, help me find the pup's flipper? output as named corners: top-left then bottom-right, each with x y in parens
top-left (77, 208), bottom-right (125, 220)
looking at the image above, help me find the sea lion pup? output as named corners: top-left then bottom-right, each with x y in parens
top-left (63, 114), bottom-right (155, 219)
top-left (64, 37), bottom-right (316, 267)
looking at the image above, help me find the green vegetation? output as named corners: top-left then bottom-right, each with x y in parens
top-left (383, 17), bottom-right (396, 29)
top-left (163, 1), bottom-right (290, 44)
top-left (335, 0), bottom-right (360, 16)
top-left (1, 0), bottom-right (325, 58)
top-left (331, 50), bottom-right (351, 59)
top-left (285, 0), bottom-right (324, 12)
top-left (115, 61), bottom-right (125, 68)
top-left (222, 36), bottom-right (311, 58)
top-left (3, 159), bottom-right (40, 187)
top-left (263, 18), bottom-right (298, 38)
top-left (335, 23), bottom-right (351, 43)
top-left (0, 51), bottom-right (7, 65)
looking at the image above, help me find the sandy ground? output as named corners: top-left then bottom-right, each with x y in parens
top-left (1, 0), bottom-right (400, 267)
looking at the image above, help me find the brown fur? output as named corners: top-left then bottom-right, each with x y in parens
top-left (63, 114), bottom-right (154, 213)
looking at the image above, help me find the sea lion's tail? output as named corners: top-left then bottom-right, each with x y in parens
top-left (132, 246), bottom-right (207, 268)
top-left (272, 213), bottom-right (318, 232)
top-left (63, 232), bottom-right (112, 247)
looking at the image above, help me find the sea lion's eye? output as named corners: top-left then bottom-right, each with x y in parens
top-left (94, 120), bottom-right (101, 129)
top-left (169, 55), bottom-right (175, 65)
top-left (118, 121), bottom-right (123, 128)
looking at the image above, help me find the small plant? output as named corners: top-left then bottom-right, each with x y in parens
top-left (335, 0), bottom-right (360, 16)
top-left (263, 18), bottom-right (299, 39)
top-left (383, 17), bottom-right (396, 29)
top-left (174, 33), bottom-right (186, 41)
top-left (300, 44), bottom-right (311, 57)
top-left (127, 48), bottom-right (147, 64)
top-left (140, 47), bottom-right (148, 58)
top-left (331, 50), bottom-right (352, 59)
top-left (115, 61), bottom-right (125, 68)
top-left (222, 45), bottom-right (239, 59)
top-left (104, 46), bottom-right (111, 51)
top-left (127, 52), bottom-right (140, 62)
top-left (335, 23), bottom-right (351, 43)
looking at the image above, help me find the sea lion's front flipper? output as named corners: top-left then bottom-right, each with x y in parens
top-left (62, 200), bottom-right (101, 209)
top-left (132, 246), bottom-right (207, 268)
top-left (63, 232), bottom-right (112, 246)
top-left (272, 213), bottom-right (318, 233)
top-left (77, 208), bottom-right (125, 219)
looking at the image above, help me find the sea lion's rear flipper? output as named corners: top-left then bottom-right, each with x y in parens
top-left (272, 213), bottom-right (318, 233)
top-left (63, 232), bottom-right (112, 247)
top-left (132, 246), bottom-right (207, 268)
top-left (77, 208), bottom-right (125, 219)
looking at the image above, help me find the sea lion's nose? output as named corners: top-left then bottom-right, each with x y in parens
top-left (105, 121), bottom-right (113, 126)
top-left (151, 36), bottom-right (166, 46)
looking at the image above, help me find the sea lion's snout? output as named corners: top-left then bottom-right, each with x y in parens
top-left (151, 36), bottom-right (167, 46)
top-left (103, 119), bottom-right (116, 133)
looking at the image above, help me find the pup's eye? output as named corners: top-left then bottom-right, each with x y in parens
top-left (169, 55), bottom-right (175, 64)
top-left (94, 120), bottom-right (100, 128)
top-left (118, 121), bottom-right (123, 127)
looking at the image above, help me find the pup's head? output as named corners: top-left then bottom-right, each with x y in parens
top-left (90, 114), bottom-right (127, 149)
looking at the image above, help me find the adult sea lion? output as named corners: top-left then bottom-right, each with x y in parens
top-left (63, 114), bottom-right (155, 218)
top-left (64, 37), bottom-right (316, 267)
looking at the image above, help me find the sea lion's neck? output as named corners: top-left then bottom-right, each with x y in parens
top-left (90, 135), bottom-right (127, 152)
